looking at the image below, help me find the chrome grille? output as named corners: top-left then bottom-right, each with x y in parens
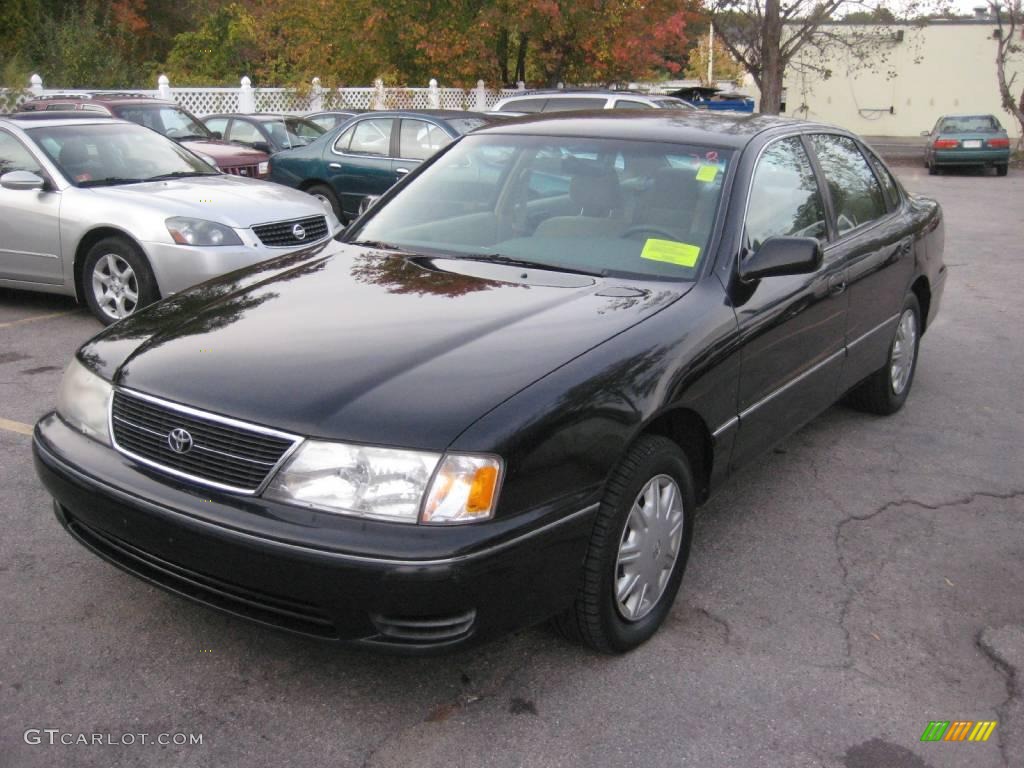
top-left (223, 164), bottom-right (260, 178)
top-left (252, 215), bottom-right (328, 247)
top-left (110, 390), bottom-right (298, 493)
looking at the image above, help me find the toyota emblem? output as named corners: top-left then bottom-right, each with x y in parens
top-left (167, 428), bottom-right (194, 454)
top-left (292, 223), bottom-right (306, 240)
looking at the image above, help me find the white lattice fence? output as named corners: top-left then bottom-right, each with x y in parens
top-left (9, 75), bottom-right (530, 116)
top-left (170, 89), bottom-right (241, 116)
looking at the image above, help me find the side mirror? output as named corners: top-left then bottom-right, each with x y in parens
top-left (211, 131), bottom-right (223, 140)
top-left (920, 130), bottom-right (930, 137)
top-left (0, 171), bottom-right (45, 191)
top-left (739, 237), bottom-right (823, 281)
top-left (358, 194), bottom-right (380, 216)
top-left (252, 141), bottom-right (272, 154)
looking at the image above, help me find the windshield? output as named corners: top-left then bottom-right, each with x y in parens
top-left (116, 105), bottom-right (212, 140)
top-left (266, 118), bottom-right (325, 148)
top-left (939, 116), bottom-right (1001, 133)
top-left (351, 134), bottom-right (732, 280)
top-left (28, 122), bottom-right (220, 187)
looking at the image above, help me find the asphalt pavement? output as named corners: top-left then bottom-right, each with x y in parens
top-left (1, 166), bottom-right (1022, 768)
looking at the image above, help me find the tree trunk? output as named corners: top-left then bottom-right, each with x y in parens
top-left (759, 0), bottom-right (784, 114)
top-left (497, 27), bottom-right (510, 85)
top-left (514, 32), bottom-right (528, 85)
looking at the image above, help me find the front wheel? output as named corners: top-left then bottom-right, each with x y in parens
top-left (846, 294), bottom-right (921, 415)
top-left (82, 237), bottom-right (159, 325)
top-left (554, 435), bottom-right (696, 653)
top-left (305, 183), bottom-right (342, 221)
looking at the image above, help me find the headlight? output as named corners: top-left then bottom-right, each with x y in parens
top-left (258, 161), bottom-right (269, 175)
top-left (166, 217), bottom-right (242, 247)
top-left (56, 358), bottom-right (112, 446)
top-left (264, 441), bottom-right (502, 524)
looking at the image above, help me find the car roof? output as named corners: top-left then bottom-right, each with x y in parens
top-left (0, 115), bottom-right (130, 129)
top-left (502, 90), bottom-right (661, 98)
top-left (938, 113), bottom-right (998, 119)
top-left (22, 94), bottom-right (176, 107)
top-left (203, 113), bottom-right (319, 122)
top-left (471, 110), bottom-right (832, 149)
top-left (6, 111), bottom-right (114, 121)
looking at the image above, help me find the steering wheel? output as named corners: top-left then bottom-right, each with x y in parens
top-left (620, 225), bottom-right (680, 241)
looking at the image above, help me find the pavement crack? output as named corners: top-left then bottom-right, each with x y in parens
top-left (695, 606), bottom-right (731, 644)
top-left (833, 489), bottom-right (1024, 667)
top-left (977, 627), bottom-right (1021, 768)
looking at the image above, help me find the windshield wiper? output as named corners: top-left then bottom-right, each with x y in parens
top-left (77, 177), bottom-right (146, 187)
top-left (175, 134), bottom-right (211, 141)
top-left (145, 171), bottom-right (213, 181)
top-left (452, 253), bottom-right (605, 277)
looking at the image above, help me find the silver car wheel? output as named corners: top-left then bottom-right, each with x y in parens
top-left (890, 308), bottom-right (917, 395)
top-left (91, 253), bottom-right (140, 321)
top-left (614, 474), bottom-right (685, 622)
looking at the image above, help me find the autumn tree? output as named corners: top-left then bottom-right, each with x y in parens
top-left (990, 0), bottom-right (1024, 149)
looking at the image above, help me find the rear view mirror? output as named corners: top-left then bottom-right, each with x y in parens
top-left (740, 237), bottom-right (823, 281)
top-left (0, 171), bottom-right (45, 191)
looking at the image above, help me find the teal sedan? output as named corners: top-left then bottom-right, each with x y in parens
top-left (923, 114), bottom-right (1012, 176)
top-left (268, 110), bottom-right (497, 222)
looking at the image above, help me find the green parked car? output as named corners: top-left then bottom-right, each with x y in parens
top-left (923, 114), bottom-right (1012, 176)
top-left (268, 110), bottom-right (498, 222)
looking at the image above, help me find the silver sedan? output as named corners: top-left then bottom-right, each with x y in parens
top-left (0, 116), bottom-right (342, 324)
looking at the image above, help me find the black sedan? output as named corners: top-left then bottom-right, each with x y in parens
top-left (267, 110), bottom-right (497, 222)
top-left (200, 113), bottom-right (325, 155)
top-left (34, 112), bottom-right (945, 653)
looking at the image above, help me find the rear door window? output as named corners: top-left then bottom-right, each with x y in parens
top-left (348, 119), bottom-right (394, 157)
top-left (809, 134), bottom-right (889, 235)
top-left (614, 99), bottom-right (653, 109)
top-left (399, 120), bottom-right (451, 161)
top-left (501, 98), bottom-right (546, 112)
top-left (860, 146), bottom-right (901, 212)
top-left (0, 131), bottom-right (43, 175)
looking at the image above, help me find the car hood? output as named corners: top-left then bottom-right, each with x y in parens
top-left (84, 176), bottom-right (331, 229)
top-left (181, 139), bottom-right (269, 164)
top-left (80, 243), bottom-right (689, 450)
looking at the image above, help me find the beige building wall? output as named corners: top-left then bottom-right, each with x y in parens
top-left (775, 22), bottom-right (1024, 137)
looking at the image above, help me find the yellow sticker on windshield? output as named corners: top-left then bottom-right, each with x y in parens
top-left (696, 165), bottom-right (718, 183)
top-left (641, 239), bottom-right (700, 268)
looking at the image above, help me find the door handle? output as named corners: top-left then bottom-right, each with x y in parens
top-left (828, 273), bottom-right (847, 296)
top-left (395, 167), bottom-right (410, 175)
top-left (328, 162), bottom-right (341, 169)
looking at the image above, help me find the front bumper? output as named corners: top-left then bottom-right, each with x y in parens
top-left (33, 414), bottom-right (596, 652)
top-left (142, 234), bottom-right (335, 296)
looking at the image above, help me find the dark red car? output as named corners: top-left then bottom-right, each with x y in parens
top-left (18, 94), bottom-right (269, 178)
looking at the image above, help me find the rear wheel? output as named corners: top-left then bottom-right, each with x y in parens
top-left (553, 435), bottom-right (695, 653)
top-left (82, 236), bottom-right (159, 325)
top-left (305, 183), bottom-right (342, 221)
top-left (996, 163), bottom-right (1009, 177)
top-left (846, 294), bottom-right (921, 416)
top-left (927, 160), bottom-right (939, 176)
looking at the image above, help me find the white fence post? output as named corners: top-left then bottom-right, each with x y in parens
top-left (29, 74), bottom-right (43, 96)
top-left (517, 80), bottom-right (525, 91)
top-left (157, 74), bottom-right (172, 100)
top-left (239, 76), bottom-right (255, 113)
top-left (474, 80), bottom-right (487, 111)
top-left (373, 78), bottom-right (386, 110)
top-left (428, 78), bottom-right (441, 109)
top-left (310, 77), bottom-right (323, 112)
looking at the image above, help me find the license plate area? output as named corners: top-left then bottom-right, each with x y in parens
top-left (963, 140), bottom-right (982, 149)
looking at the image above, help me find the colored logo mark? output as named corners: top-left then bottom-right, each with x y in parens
top-left (920, 720), bottom-right (997, 742)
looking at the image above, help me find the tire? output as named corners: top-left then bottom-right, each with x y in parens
top-left (846, 294), bottom-right (921, 416)
top-left (927, 161), bottom-right (938, 176)
top-left (996, 163), bottom-right (1008, 177)
top-left (82, 236), bottom-right (159, 325)
top-left (305, 183), bottom-right (342, 221)
top-left (553, 434), bottom-right (696, 653)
